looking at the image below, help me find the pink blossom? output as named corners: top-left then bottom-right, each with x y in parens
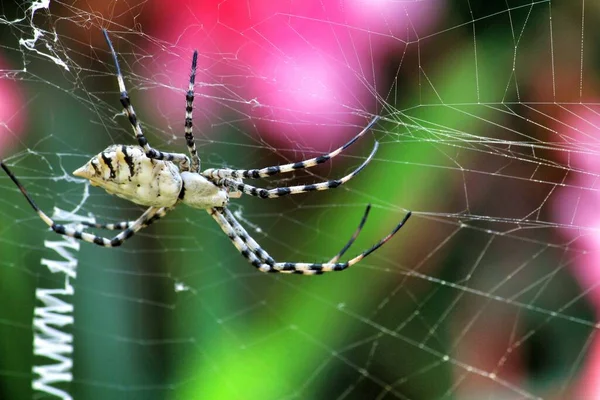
top-left (552, 107), bottom-right (600, 398)
top-left (0, 61), bottom-right (25, 157)
top-left (145, 0), bottom-right (441, 149)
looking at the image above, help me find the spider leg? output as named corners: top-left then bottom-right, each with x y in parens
top-left (328, 204), bottom-right (370, 263)
top-left (202, 116), bottom-right (380, 180)
top-left (218, 141), bottom-right (378, 199)
top-left (2, 162), bottom-right (161, 247)
top-left (102, 29), bottom-right (191, 169)
top-left (220, 205), bottom-right (369, 265)
top-left (184, 50), bottom-right (201, 172)
top-left (82, 220), bottom-right (133, 230)
top-left (208, 208), bottom-right (272, 271)
top-left (81, 207), bottom-right (170, 230)
top-left (218, 208), bottom-right (276, 265)
top-left (209, 206), bottom-right (411, 275)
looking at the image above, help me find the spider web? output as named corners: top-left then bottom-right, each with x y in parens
top-left (0, 0), bottom-right (598, 399)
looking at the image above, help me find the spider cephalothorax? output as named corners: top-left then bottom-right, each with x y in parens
top-left (0, 29), bottom-right (411, 275)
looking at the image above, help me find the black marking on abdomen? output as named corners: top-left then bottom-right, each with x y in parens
top-left (90, 160), bottom-right (101, 176)
top-left (121, 145), bottom-right (135, 177)
top-left (101, 152), bottom-right (116, 179)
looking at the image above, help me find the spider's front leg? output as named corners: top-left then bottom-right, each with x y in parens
top-left (102, 29), bottom-right (191, 171)
top-left (1, 162), bottom-right (164, 247)
top-left (184, 50), bottom-right (201, 172)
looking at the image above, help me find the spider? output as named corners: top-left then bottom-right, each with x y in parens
top-left (0, 29), bottom-right (411, 275)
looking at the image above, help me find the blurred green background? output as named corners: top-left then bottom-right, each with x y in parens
top-left (1, 1), bottom-right (599, 399)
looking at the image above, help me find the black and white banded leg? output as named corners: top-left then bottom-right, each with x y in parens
top-left (328, 204), bottom-right (371, 263)
top-left (218, 141), bottom-right (378, 199)
top-left (203, 116), bottom-right (380, 180)
top-left (81, 207), bottom-right (170, 230)
top-left (209, 205), bottom-right (411, 275)
top-left (222, 204), bottom-right (371, 265)
top-left (185, 50), bottom-right (201, 172)
top-left (102, 29), bottom-right (191, 170)
top-left (218, 207), bottom-right (275, 265)
top-left (1, 162), bottom-right (164, 247)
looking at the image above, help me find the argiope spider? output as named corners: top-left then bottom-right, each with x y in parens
top-left (0, 29), bottom-right (411, 275)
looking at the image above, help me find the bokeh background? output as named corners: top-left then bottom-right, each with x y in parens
top-left (1, 0), bottom-right (600, 399)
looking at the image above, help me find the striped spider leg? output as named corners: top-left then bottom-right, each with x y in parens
top-left (202, 117), bottom-right (380, 200)
top-left (328, 204), bottom-right (371, 263)
top-left (209, 206), bottom-right (411, 275)
top-left (184, 49), bottom-right (200, 172)
top-left (217, 141), bottom-right (378, 199)
top-left (216, 205), bottom-right (372, 267)
top-left (81, 207), bottom-right (171, 230)
top-left (203, 115), bottom-right (380, 180)
top-left (102, 29), bottom-right (198, 171)
top-left (1, 162), bottom-right (168, 247)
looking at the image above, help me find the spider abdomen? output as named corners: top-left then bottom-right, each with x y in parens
top-left (73, 145), bottom-right (182, 207)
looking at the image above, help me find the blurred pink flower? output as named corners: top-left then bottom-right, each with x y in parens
top-left (0, 60), bottom-right (26, 157)
top-left (145, 0), bottom-right (442, 149)
top-left (551, 106), bottom-right (600, 399)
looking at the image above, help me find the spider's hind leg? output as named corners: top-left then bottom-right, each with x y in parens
top-left (209, 205), bottom-right (411, 275)
top-left (328, 204), bottom-right (371, 263)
